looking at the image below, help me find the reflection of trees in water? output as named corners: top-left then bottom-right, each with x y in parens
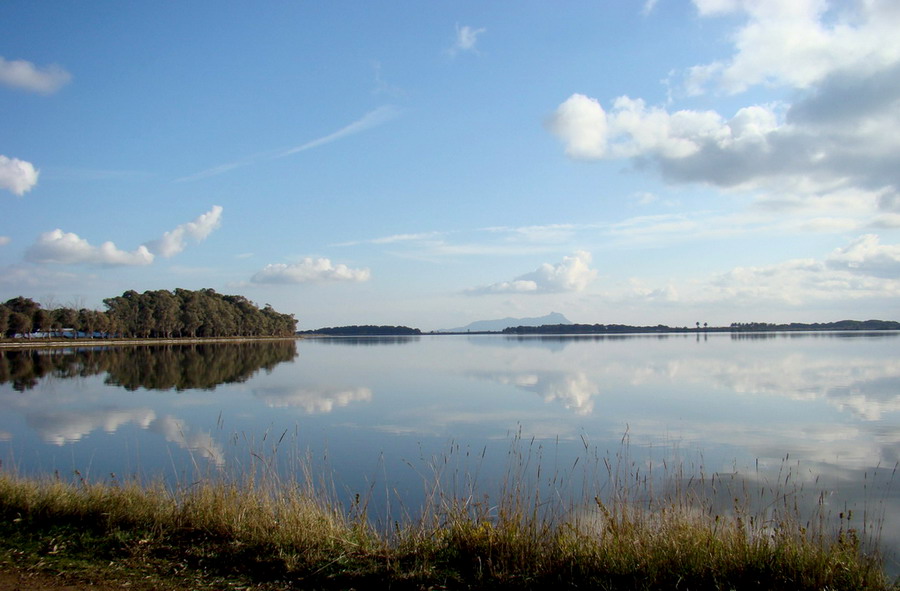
top-left (0, 341), bottom-right (297, 392)
top-left (310, 336), bottom-right (420, 346)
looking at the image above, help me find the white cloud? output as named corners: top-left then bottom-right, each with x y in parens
top-left (251, 257), bottom-right (371, 284)
top-left (21, 206), bottom-right (220, 268)
top-left (25, 229), bottom-right (155, 266)
top-left (641, 0), bottom-right (660, 16)
top-left (468, 251), bottom-right (598, 295)
top-left (548, 93), bottom-right (772, 163)
top-left (0, 236), bottom-right (10, 246)
top-left (551, 86), bottom-right (900, 205)
top-left (0, 56), bottom-right (71, 94)
top-left (0, 155), bottom-right (39, 196)
top-left (706, 237), bottom-right (900, 305)
top-left (628, 278), bottom-right (680, 302)
top-left (551, 2), bottom-right (900, 210)
top-left (546, 94), bottom-right (610, 159)
top-left (144, 205), bottom-right (223, 257)
top-left (688, 0), bottom-right (900, 94)
top-left (825, 234), bottom-right (900, 278)
top-left (450, 24), bottom-right (486, 55)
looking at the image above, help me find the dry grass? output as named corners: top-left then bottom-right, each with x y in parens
top-left (0, 437), bottom-right (896, 590)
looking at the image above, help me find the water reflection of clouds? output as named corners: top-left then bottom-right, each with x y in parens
top-left (25, 408), bottom-right (157, 446)
top-left (653, 354), bottom-right (900, 421)
top-left (474, 371), bottom-right (600, 415)
top-left (18, 407), bottom-right (225, 466)
top-left (149, 415), bottom-right (225, 466)
top-left (254, 386), bottom-right (373, 414)
top-left (466, 348), bottom-right (900, 423)
top-left (625, 418), bottom-right (899, 473)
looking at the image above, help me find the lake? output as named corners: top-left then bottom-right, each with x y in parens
top-left (1, 333), bottom-right (899, 570)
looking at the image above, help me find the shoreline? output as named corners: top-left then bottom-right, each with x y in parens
top-left (0, 335), bottom-right (301, 350)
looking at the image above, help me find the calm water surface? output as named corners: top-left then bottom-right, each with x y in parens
top-left (1, 333), bottom-right (898, 568)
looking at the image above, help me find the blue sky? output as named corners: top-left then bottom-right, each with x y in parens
top-left (2, 0), bottom-right (899, 330)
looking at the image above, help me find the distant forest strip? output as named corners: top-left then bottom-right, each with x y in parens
top-left (1, 289), bottom-right (297, 339)
top-left (502, 319), bottom-right (900, 334)
top-left (299, 325), bottom-right (422, 336)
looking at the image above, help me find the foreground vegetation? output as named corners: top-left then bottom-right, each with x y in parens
top-left (1, 452), bottom-right (895, 591)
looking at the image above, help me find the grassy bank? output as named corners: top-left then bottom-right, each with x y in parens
top-left (1, 453), bottom-right (895, 591)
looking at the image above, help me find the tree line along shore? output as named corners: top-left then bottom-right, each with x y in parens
top-left (1, 289), bottom-right (297, 340)
top-left (4, 289), bottom-right (898, 342)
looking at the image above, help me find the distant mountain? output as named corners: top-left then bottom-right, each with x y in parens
top-left (440, 312), bottom-right (572, 333)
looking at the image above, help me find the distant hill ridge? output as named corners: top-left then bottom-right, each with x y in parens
top-left (441, 312), bottom-right (571, 333)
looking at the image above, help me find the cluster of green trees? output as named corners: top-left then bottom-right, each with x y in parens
top-left (1, 289), bottom-right (297, 339)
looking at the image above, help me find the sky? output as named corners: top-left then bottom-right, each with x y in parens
top-left (2, 0), bottom-right (899, 331)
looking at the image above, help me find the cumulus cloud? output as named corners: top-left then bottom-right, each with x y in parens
top-left (0, 155), bottom-right (39, 195)
top-left (825, 234), bottom-right (900, 278)
top-left (687, 0), bottom-right (900, 94)
top-left (551, 86), bottom-right (900, 202)
top-left (548, 94), bottom-right (744, 161)
top-left (550, 1), bottom-right (900, 207)
top-left (251, 257), bottom-right (371, 284)
top-left (22, 207), bottom-right (220, 267)
top-left (449, 24), bottom-right (486, 55)
top-left (25, 229), bottom-right (155, 266)
top-left (144, 205), bottom-right (223, 257)
top-left (0, 56), bottom-right (71, 94)
top-left (706, 235), bottom-right (900, 305)
top-left (468, 251), bottom-right (598, 295)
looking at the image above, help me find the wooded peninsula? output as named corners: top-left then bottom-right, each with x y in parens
top-left (1, 289), bottom-right (297, 339)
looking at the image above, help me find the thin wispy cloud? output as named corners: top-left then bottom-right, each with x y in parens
top-left (334, 231), bottom-right (444, 247)
top-left (279, 105), bottom-right (399, 157)
top-left (372, 61), bottom-right (404, 97)
top-left (176, 106), bottom-right (399, 182)
top-left (448, 24), bottom-right (486, 56)
top-left (641, 0), bottom-right (659, 16)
